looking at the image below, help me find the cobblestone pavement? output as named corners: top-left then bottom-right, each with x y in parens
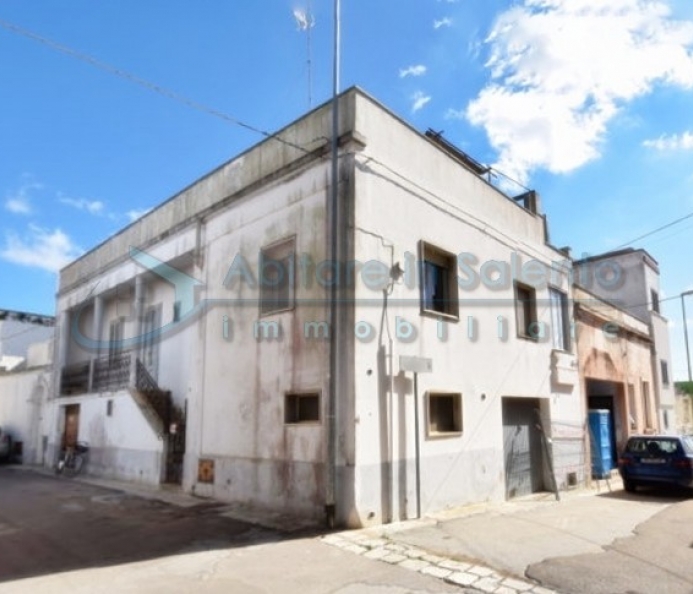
top-left (322, 530), bottom-right (557, 594)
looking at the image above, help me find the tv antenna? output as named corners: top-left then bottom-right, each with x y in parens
top-left (293, 4), bottom-right (316, 107)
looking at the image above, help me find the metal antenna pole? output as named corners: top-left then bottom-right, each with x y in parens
top-left (307, 0), bottom-right (313, 107)
top-left (326, 0), bottom-right (341, 529)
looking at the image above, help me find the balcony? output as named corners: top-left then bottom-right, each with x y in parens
top-left (60, 353), bottom-right (131, 395)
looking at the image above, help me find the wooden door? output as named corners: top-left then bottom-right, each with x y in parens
top-left (62, 404), bottom-right (80, 449)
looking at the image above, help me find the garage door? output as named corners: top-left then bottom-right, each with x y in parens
top-left (502, 398), bottom-right (544, 498)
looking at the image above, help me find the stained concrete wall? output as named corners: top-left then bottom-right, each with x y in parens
top-left (348, 92), bottom-right (584, 526)
top-left (51, 88), bottom-right (598, 526)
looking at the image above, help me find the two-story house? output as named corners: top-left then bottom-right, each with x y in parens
top-left (49, 88), bottom-right (586, 527)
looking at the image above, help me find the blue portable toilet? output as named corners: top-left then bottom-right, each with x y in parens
top-left (588, 409), bottom-right (612, 479)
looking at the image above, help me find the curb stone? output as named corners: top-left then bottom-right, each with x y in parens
top-left (320, 530), bottom-right (559, 594)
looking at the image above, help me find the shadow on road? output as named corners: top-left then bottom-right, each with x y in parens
top-left (596, 484), bottom-right (693, 503)
top-left (0, 467), bottom-right (325, 584)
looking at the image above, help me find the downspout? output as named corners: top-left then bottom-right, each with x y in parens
top-left (325, 0), bottom-right (341, 528)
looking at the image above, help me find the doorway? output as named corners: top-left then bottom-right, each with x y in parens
top-left (62, 404), bottom-right (80, 449)
top-left (586, 379), bottom-right (625, 469)
top-left (502, 398), bottom-right (544, 498)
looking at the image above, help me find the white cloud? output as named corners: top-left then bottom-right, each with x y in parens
top-left (0, 225), bottom-right (82, 272)
top-left (5, 198), bottom-right (31, 214)
top-left (466, 0), bottom-right (693, 183)
top-left (411, 91), bottom-right (432, 113)
top-left (4, 181), bottom-right (42, 215)
top-left (59, 195), bottom-right (105, 215)
top-left (399, 64), bottom-right (427, 78)
top-left (434, 17), bottom-right (453, 29)
top-left (126, 208), bottom-right (152, 222)
top-left (643, 130), bottom-right (693, 150)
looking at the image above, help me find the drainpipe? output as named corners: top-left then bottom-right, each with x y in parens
top-left (326, 0), bottom-right (341, 528)
top-left (89, 295), bottom-right (103, 392)
top-left (129, 277), bottom-right (144, 387)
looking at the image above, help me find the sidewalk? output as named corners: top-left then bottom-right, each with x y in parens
top-left (321, 478), bottom-right (673, 593)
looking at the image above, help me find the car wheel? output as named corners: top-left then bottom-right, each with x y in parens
top-left (624, 479), bottom-right (637, 493)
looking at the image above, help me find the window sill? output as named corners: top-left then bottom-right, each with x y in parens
top-left (426, 431), bottom-right (463, 440)
top-left (420, 308), bottom-right (459, 323)
top-left (516, 333), bottom-right (540, 343)
top-left (259, 305), bottom-right (295, 318)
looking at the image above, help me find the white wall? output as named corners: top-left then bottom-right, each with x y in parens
top-left (186, 161), bottom-right (331, 518)
top-left (51, 391), bottom-right (164, 483)
top-left (0, 367), bottom-right (51, 464)
top-left (0, 320), bottom-right (54, 359)
top-left (348, 93), bottom-right (583, 526)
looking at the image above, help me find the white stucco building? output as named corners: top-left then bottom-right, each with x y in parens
top-left (49, 88), bottom-right (588, 527)
top-left (0, 310), bottom-right (54, 464)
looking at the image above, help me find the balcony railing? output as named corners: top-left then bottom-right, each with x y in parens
top-left (60, 362), bottom-right (90, 395)
top-left (60, 352), bottom-right (132, 396)
top-left (93, 353), bottom-right (131, 392)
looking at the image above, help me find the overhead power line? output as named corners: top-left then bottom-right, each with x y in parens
top-left (615, 210), bottom-right (693, 249)
top-left (0, 18), bottom-right (311, 154)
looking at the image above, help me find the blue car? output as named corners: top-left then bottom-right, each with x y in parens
top-left (618, 435), bottom-right (693, 493)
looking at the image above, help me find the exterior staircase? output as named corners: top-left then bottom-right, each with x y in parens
top-left (130, 359), bottom-right (183, 439)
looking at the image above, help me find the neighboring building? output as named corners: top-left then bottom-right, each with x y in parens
top-left (0, 309), bottom-right (54, 369)
top-left (574, 249), bottom-right (676, 434)
top-left (573, 285), bottom-right (658, 474)
top-left (0, 310), bottom-right (54, 465)
top-left (48, 88), bottom-right (586, 527)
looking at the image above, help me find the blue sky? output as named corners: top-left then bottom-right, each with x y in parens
top-left (1, 0), bottom-right (693, 378)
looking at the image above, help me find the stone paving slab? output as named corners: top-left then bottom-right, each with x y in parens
top-left (322, 529), bottom-right (559, 594)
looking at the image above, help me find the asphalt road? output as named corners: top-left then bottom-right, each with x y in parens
top-left (0, 467), bottom-right (467, 594)
top-left (0, 466), bottom-right (280, 583)
top-left (527, 489), bottom-right (693, 594)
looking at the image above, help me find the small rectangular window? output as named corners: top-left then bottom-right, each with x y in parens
top-left (661, 360), bottom-right (670, 386)
top-left (260, 238), bottom-right (295, 315)
top-left (651, 290), bottom-right (660, 314)
top-left (515, 283), bottom-right (538, 340)
top-left (549, 288), bottom-right (571, 351)
top-left (420, 242), bottom-right (459, 318)
top-left (106, 399), bottom-right (114, 417)
top-left (427, 392), bottom-right (462, 436)
top-left (285, 392), bottom-right (320, 424)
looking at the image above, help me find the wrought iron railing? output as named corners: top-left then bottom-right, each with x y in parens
top-left (60, 362), bottom-right (90, 395)
top-left (93, 353), bottom-right (131, 392)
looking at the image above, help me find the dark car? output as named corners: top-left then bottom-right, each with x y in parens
top-left (618, 435), bottom-right (693, 493)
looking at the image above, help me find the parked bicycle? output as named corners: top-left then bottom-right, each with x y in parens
top-left (55, 441), bottom-right (89, 477)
